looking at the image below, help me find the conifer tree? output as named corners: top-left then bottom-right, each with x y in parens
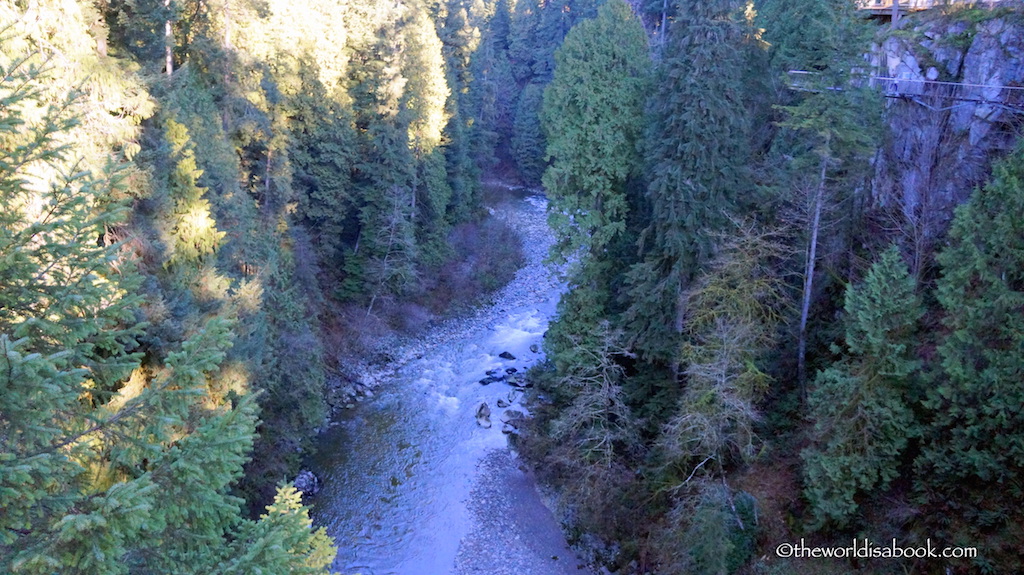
top-left (0, 39), bottom-right (334, 575)
top-left (802, 247), bottom-right (922, 528)
top-left (540, 0), bottom-right (651, 370)
top-left (162, 117), bottom-right (226, 270)
top-left (763, 0), bottom-right (881, 393)
top-left (917, 143), bottom-right (1024, 517)
top-left (622, 0), bottom-right (754, 366)
top-left (655, 225), bottom-right (787, 479)
top-left (401, 4), bottom-right (453, 264)
top-left (512, 81), bottom-right (547, 185)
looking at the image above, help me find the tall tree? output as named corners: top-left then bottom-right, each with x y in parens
top-left (540, 0), bottom-right (650, 369)
top-left (622, 0), bottom-right (754, 366)
top-left (0, 50), bottom-right (334, 574)
top-left (763, 0), bottom-right (880, 395)
top-left (802, 247), bottom-right (922, 528)
top-left (917, 143), bottom-right (1024, 539)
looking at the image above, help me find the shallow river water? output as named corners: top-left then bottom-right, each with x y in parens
top-left (310, 191), bottom-right (593, 575)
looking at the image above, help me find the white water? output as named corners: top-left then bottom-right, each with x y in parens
top-left (310, 192), bottom-right (589, 575)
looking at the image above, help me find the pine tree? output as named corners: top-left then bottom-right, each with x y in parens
top-left (401, 4), bottom-right (454, 264)
top-left (290, 59), bottom-right (358, 265)
top-left (802, 247), bottom-right (922, 528)
top-left (511, 81), bottom-right (546, 185)
top-left (622, 0), bottom-right (754, 365)
top-left (162, 117), bottom-right (226, 270)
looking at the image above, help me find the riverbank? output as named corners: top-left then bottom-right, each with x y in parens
top-left (307, 189), bottom-right (594, 575)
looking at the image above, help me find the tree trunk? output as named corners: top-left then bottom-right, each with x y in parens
top-left (660, 0), bottom-right (668, 49)
top-left (165, 0), bottom-right (174, 76)
top-left (798, 139), bottom-right (830, 403)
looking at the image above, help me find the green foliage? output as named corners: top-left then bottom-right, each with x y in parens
top-left (541, 0), bottom-right (651, 268)
top-left (162, 117), bottom-right (226, 269)
top-left (656, 225), bottom-right (788, 479)
top-left (0, 51), bottom-right (335, 573)
top-left (918, 142), bottom-right (1024, 496)
top-left (657, 482), bottom-right (759, 575)
top-left (623, 0), bottom-right (755, 364)
top-left (802, 247), bottom-right (922, 529)
top-left (769, 0), bottom-right (880, 174)
top-left (512, 81), bottom-right (546, 185)
top-left (540, 0), bottom-right (650, 380)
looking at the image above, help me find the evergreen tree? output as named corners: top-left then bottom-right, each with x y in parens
top-left (655, 225), bottom-right (787, 479)
top-left (541, 0), bottom-right (649, 268)
top-left (401, 4), bottom-right (453, 264)
top-left (763, 0), bottom-right (881, 393)
top-left (917, 143), bottom-right (1024, 527)
top-left (0, 51), bottom-right (334, 574)
top-left (290, 59), bottom-right (358, 265)
top-left (802, 247), bottom-right (922, 528)
top-left (540, 0), bottom-right (651, 369)
top-left (622, 0), bottom-right (754, 365)
top-left (511, 81), bottom-right (547, 185)
top-left (162, 117), bottom-right (226, 270)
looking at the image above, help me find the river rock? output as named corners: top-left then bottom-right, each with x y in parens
top-left (485, 369), bottom-right (500, 377)
top-left (506, 377), bottom-right (533, 389)
top-left (499, 351), bottom-right (516, 360)
top-left (476, 402), bottom-right (492, 428)
top-left (496, 398), bottom-right (510, 408)
top-left (529, 343), bottom-right (540, 353)
top-left (505, 367), bottom-right (518, 374)
top-left (478, 376), bottom-right (502, 385)
top-left (501, 422), bottom-right (518, 435)
top-left (500, 409), bottom-right (525, 426)
top-left (293, 470), bottom-right (320, 496)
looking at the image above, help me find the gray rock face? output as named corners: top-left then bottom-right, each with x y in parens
top-left (871, 15), bottom-right (1024, 246)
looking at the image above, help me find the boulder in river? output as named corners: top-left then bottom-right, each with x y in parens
top-left (500, 409), bottom-right (525, 426)
top-left (293, 470), bottom-right (320, 496)
top-left (506, 377), bottom-right (533, 389)
top-left (478, 376), bottom-right (503, 385)
top-left (529, 344), bottom-right (540, 353)
top-left (499, 351), bottom-right (516, 360)
top-left (496, 398), bottom-right (510, 408)
top-left (476, 402), bottom-right (492, 428)
top-left (505, 367), bottom-right (518, 374)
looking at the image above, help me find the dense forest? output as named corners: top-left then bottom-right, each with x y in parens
top-left (1, 0), bottom-right (1022, 573)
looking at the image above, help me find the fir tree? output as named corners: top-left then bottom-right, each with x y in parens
top-left (0, 38), bottom-right (334, 575)
top-left (540, 0), bottom-right (651, 370)
top-left (802, 247), bottom-right (922, 528)
top-left (917, 143), bottom-right (1024, 527)
top-left (622, 0), bottom-right (754, 366)
top-left (763, 0), bottom-right (881, 394)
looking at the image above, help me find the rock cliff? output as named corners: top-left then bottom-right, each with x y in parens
top-left (870, 9), bottom-right (1024, 243)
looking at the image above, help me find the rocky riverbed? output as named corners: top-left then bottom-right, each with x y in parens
top-left (308, 189), bottom-right (594, 575)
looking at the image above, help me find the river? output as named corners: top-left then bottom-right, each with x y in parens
top-left (309, 189), bottom-right (593, 575)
